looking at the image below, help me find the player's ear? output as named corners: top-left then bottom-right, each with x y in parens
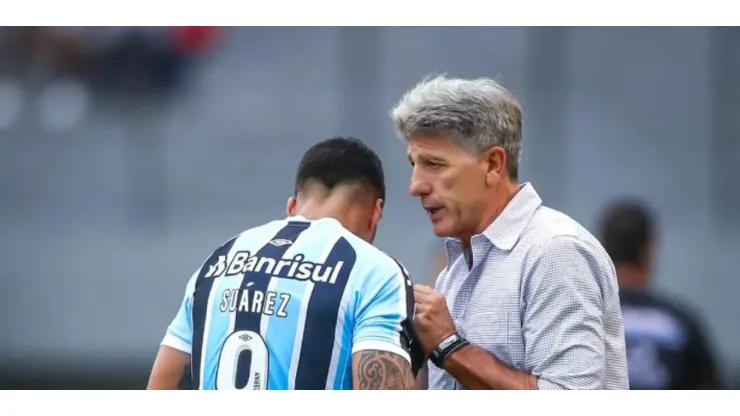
top-left (365, 198), bottom-right (383, 244)
top-left (286, 196), bottom-right (297, 216)
top-left (372, 198), bottom-right (383, 227)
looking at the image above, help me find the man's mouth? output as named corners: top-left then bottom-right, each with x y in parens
top-left (425, 207), bottom-right (444, 220)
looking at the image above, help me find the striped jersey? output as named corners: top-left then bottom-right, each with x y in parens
top-left (161, 215), bottom-right (421, 390)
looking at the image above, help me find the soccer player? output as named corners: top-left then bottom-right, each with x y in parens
top-left (147, 137), bottom-right (423, 390)
top-left (600, 199), bottom-right (720, 389)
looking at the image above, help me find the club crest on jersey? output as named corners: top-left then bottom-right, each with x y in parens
top-left (204, 250), bottom-right (344, 284)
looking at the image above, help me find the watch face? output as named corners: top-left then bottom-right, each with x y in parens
top-left (439, 334), bottom-right (458, 350)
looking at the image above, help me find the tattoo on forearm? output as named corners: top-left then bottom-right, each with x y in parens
top-left (355, 350), bottom-right (415, 390)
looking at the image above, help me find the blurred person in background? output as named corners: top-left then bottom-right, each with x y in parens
top-left (393, 75), bottom-right (629, 390)
top-left (7, 27), bottom-right (90, 76)
top-left (89, 27), bottom-right (220, 97)
top-left (6, 27), bottom-right (219, 99)
top-left (148, 137), bottom-right (423, 390)
top-left (600, 199), bottom-right (721, 389)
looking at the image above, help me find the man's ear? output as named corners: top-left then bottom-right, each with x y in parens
top-left (484, 147), bottom-right (507, 186)
top-left (286, 196), bottom-right (297, 216)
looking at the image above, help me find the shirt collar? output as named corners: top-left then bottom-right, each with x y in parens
top-left (482, 182), bottom-right (542, 250)
top-left (286, 215), bottom-right (341, 227)
top-left (446, 182), bottom-right (543, 253)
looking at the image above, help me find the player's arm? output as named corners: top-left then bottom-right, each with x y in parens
top-left (352, 349), bottom-right (416, 389)
top-left (148, 274), bottom-right (196, 390)
top-left (351, 259), bottom-right (421, 390)
top-left (148, 346), bottom-right (190, 390)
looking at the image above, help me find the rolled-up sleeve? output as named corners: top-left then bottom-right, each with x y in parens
top-left (522, 236), bottom-right (607, 390)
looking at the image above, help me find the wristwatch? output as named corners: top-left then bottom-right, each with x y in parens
top-left (429, 333), bottom-right (470, 369)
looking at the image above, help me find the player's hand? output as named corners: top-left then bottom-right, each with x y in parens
top-left (413, 284), bottom-right (456, 357)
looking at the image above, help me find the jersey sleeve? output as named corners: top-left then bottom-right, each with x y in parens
top-left (161, 271), bottom-right (198, 354)
top-left (352, 258), bottom-right (420, 370)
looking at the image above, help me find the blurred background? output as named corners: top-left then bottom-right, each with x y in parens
top-left (0, 26), bottom-right (738, 389)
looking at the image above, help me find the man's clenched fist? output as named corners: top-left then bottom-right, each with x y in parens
top-left (413, 284), bottom-right (457, 357)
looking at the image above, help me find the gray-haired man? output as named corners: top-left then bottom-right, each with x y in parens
top-left (392, 76), bottom-right (629, 390)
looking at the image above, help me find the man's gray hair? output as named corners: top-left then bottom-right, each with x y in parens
top-left (391, 75), bottom-right (523, 179)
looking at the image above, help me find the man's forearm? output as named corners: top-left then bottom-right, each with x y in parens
top-left (443, 344), bottom-right (537, 390)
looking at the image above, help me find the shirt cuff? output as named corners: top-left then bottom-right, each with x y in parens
top-left (161, 333), bottom-right (192, 354)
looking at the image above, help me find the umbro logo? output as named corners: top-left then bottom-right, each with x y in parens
top-left (239, 334), bottom-right (252, 342)
top-left (268, 239), bottom-right (293, 247)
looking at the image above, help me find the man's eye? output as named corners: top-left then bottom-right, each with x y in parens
top-left (428, 161), bottom-right (443, 168)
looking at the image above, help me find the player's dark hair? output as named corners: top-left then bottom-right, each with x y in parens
top-left (295, 137), bottom-right (386, 202)
top-left (599, 199), bottom-right (655, 266)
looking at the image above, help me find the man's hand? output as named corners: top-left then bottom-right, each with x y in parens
top-left (413, 284), bottom-right (457, 356)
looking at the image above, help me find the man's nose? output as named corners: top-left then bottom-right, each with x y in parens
top-left (409, 169), bottom-right (431, 197)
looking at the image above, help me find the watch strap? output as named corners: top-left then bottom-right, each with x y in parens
top-left (430, 333), bottom-right (469, 369)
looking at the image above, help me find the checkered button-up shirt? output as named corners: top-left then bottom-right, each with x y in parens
top-left (428, 183), bottom-right (629, 390)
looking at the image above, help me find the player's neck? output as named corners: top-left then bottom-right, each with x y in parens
top-left (293, 199), bottom-right (347, 225)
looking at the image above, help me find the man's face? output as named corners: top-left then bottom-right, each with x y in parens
top-left (407, 134), bottom-right (492, 239)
